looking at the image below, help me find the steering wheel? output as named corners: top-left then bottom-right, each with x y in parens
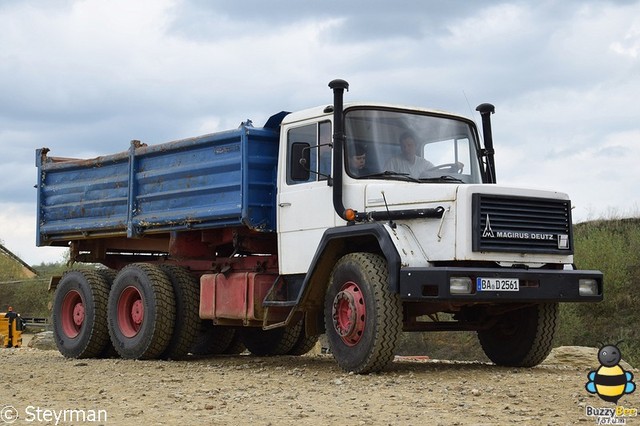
top-left (430, 162), bottom-right (464, 173)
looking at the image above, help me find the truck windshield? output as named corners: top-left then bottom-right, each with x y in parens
top-left (344, 108), bottom-right (483, 184)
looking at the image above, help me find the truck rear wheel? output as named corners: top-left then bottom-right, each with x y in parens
top-left (287, 320), bottom-right (319, 356)
top-left (108, 263), bottom-right (176, 359)
top-left (94, 268), bottom-right (118, 358)
top-left (477, 302), bottom-right (558, 367)
top-left (158, 265), bottom-right (200, 360)
top-left (96, 268), bottom-right (117, 284)
top-left (223, 330), bottom-right (246, 354)
top-left (52, 270), bottom-right (111, 358)
top-left (324, 252), bottom-right (402, 374)
top-left (190, 321), bottom-right (236, 356)
top-left (239, 321), bottom-right (302, 356)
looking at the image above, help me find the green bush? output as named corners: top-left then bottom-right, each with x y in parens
top-left (0, 279), bottom-right (52, 317)
top-left (0, 261), bottom-right (72, 317)
top-left (557, 218), bottom-right (640, 367)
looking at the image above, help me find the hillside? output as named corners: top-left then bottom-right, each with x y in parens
top-left (558, 217), bottom-right (640, 367)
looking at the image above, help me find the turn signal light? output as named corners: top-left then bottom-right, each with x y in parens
top-left (344, 209), bottom-right (356, 221)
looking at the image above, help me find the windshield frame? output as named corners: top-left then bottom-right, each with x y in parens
top-left (343, 106), bottom-right (485, 184)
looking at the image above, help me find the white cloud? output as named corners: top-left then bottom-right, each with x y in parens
top-left (0, 204), bottom-right (66, 265)
top-left (610, 21), bottom-right (640, 58)
top-left (442, 3), bottom-right (532, 48)
top-left (498, 128), bottom-right (640, 222)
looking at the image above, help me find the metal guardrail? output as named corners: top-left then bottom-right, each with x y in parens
top-left (20, 317), bottom-right (51, 331)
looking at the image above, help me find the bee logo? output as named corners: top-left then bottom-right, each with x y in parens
top-left (586, 343), bottom-right (636, 403)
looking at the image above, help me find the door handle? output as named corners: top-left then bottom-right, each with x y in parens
top-left (279, 202), bottom-right (292, 207)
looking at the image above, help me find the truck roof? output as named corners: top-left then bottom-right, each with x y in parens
top-left (281, 102), bottom-right (472, 126)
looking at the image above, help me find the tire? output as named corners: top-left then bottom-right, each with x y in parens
top-left (52, 270), bottom-right (111, 358)
top-left (324, 252), bottom-right (402, 374)
top-left (239, 321), bottom-right (302, 356)
top-left (107, 263), bottom-right (176, 359)
top-left (223, 331), bottom-right (246, 354)
top-left (158, 265), bottom-right (200, 360)
top-left (287, 320), bottom-right (319, 356)
top-left (190, 321), bottom-right (236, 356)
top-left (96, 268), bottom-right (117, 285)
top-left (95, 268), bottom-right (119, 358)
top-left (477, 303), bottom-right (558, 367)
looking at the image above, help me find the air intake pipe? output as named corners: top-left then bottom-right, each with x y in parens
top-left (476, 103), bottom-right (497, 184)
top-left (329, 79), bottom-right (350, 220)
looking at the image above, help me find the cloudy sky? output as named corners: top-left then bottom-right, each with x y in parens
top-left (1, 0), bottom-right (639, 265)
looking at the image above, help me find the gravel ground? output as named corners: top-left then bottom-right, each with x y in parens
top-left (2, 339), bottom-right (637, 426)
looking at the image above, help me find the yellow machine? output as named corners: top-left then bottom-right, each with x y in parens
top-left (0, 310), bottom-right (23, 348)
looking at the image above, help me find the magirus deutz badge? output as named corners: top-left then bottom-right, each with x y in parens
top-left (483, 214), bottom-right (569, 250)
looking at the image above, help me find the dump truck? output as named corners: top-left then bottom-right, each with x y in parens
top-left (36, 80), bottom-right (603, 373)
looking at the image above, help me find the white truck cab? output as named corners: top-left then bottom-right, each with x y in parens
top-left (273, 80), bottom-right (601, 373)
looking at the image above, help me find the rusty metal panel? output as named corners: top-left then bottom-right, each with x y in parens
top-left (199, 272), bottom-right (278, 321)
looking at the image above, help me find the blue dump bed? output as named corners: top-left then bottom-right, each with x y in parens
top-left (36, 122), bottom-right (280, 246)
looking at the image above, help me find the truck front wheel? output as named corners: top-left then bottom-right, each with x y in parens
top-left (107, 263), bottom-right (176, 359)
top-left (477, 302), bottom-right (558, 367)
top-left (324, 253), bottom-right (402, 374)
top-left (52, 270), bottom-right (111, 358)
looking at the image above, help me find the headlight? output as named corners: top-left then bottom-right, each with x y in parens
top-left (450, 277), bottom-right (473, 294)
top-left (579, 279), bottom-right (599, 296)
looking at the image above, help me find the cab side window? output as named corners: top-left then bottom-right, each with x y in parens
top-left (287, 121), bottom-right (332, 185)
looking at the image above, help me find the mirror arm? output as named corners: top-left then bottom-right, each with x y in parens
top-left (300, 143), bottom-right (333, 186)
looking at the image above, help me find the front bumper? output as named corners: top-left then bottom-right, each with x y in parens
top-left (399, 267), bottom-right (603, 302)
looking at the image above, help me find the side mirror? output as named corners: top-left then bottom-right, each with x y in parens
top-left (290, 142), bottom-right (311, 181)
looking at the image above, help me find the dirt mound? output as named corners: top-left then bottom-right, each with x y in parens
top-left (541, 346), bottom-right (636, 371)
top-left (27, 331), bottom-right (57, 350)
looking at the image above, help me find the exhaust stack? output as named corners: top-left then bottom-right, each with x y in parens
top-left (476, 103), bottom-right (496, 184)
top-left (329, 79), bottom-right (349, 220)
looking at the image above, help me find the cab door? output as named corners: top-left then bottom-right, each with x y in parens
top-left (277, 120), bottom-right (337, 274)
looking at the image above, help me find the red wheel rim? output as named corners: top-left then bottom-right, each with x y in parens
top-left (331, 281), bottom-right (366, 346)
top-left (117, 286), bottom-right (144, 338)
top-left (61, 290), bottom-right (84, 338)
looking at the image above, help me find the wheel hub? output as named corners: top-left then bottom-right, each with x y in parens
top-left (117, 286), bottom-right (144, 338)
top-left (131, 299), bottom-right (144, 325)
top-left (61, 290), bottom-right (84, 338)
top-left (331, 281), bottom-right (366, 346)
top-left (72, 302), bottom-right (85, 327)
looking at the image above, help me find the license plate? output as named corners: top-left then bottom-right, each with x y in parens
top-left (476, 277), bottom-right (520, 291)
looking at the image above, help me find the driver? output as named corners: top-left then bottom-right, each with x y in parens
top-left (384, 132), bottom-right (434, 178)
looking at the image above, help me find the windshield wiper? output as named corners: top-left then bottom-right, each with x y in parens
top-left (359, 171), bottom-right (421, 182)
top-left (418, 175), bottom-right (465, 183)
